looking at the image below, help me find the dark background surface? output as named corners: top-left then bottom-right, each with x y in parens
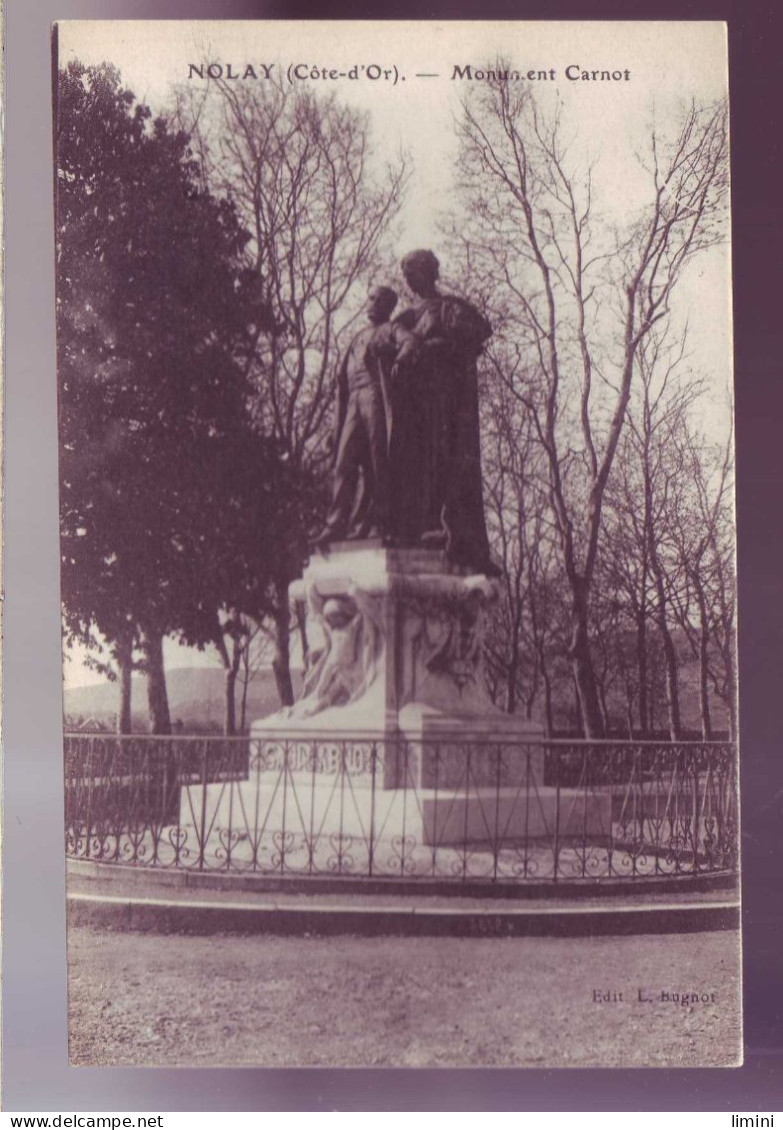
top-left (5, 0), bottom-right (782, 1110)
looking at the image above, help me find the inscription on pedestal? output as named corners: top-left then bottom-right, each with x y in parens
top-left (383, 739), bottom-right (545, 790)
top-left (251, 739), bottom-right (378, 777)
top-left (250, 734), bottom-right (544, 793)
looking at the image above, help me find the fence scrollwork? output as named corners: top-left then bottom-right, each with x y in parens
top-left (64, 733), bottom-right (739, 885)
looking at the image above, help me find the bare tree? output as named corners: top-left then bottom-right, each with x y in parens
top-left (668, 421), bottom-right (736, 738)
top-left (481, 358), bottom-right (566, 726)
top-left (597, 321), bottom-right (736, 742)
top-left (453, 78), bottom-right (728, 735)
top-left (601, 336), bottom-right (696, 737)
top-left (176, 77), bottom-right (408, 705)
top-left (598, 457), bottom-right (654, 734)
top-left (631, 334), bottom-right (711, 738)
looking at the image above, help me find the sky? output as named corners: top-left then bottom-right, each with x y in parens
top-left (59, 20), bottom-right (730, 248)
top-left (57, 20), bottom-right (733, 690)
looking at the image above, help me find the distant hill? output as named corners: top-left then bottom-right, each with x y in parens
top-left (65, 651), bottom-right (730, 737)
top-left (64, 666), bottom-right (302, 733)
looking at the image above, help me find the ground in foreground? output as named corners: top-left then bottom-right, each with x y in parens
top-left (67, 926), bottom-right (741, 1067)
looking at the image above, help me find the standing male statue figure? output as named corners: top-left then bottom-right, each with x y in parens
top-left (391, 249), bottom-right (497, 576)
top-left (315, 286), bottom-right (401, 545)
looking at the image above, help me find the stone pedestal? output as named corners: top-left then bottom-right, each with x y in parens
top-left (171, 544), bottom-right (610, 865)
top-left (251, 544), bottom-right (544, 787)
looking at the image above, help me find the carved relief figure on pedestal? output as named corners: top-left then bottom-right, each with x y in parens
top-left (283, 584), bottom-right (384, 719)
top-left (398, 580), bottom-right (495, 711)
top-left (416, 589), bottom-right (485, 691)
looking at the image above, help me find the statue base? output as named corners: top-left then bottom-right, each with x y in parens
top-left (176, 545), bottom-right (610, 867)
top-left (251, 544), bottom-right (545, 787)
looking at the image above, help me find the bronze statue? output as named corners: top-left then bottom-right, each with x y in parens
top-left (390, 249), bottom-right (497, 575)
top-left (315, 253), bottom-right (497, 577)
top-left (314, 286), bottom-right (401, 544)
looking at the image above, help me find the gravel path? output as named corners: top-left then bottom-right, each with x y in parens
top-left (68, 925), bottom-right (741, 1068)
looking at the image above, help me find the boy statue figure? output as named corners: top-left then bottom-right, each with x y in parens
top-left (314, 286), bottom-right (401, 545)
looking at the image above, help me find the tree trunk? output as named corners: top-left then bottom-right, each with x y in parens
top-left (571, 675), bottom-right (584, 737)
top-left (224, 668), bottom-right (237, 736)
top-left (144, 626), bottom-right (171, 735)
top-left (505, 641), bottom-right (520, 715)
top-left (541, 661), bottom-right (554, 738)
top-left (659, 619), bottom-right (683, 741)
top-left (698, 640), bottom-right (712, 740)
top-left (648, 651), bottom-right (659, 733)
top-left (524, 682), bottom-right (537, 721)
top-left (693, 577), bottom-right (713, 740)
top-left (698, 630), bottom-right (712, 741)
top-left (598, 682), bottom-right (610, 737)
top-left (141, 625), bottom-right (172, 824)
top-left (650, 554), bottom-right (683, 741)
top-left (635, 610), bottom-right (649, 734)
top-left (115, 632), bottom-right (134, 735)
top-left (272, 577), bottom-right (294, 707)
top-left (295, 599), bottom-right (309, 670)
top-left (569, 586), bottom-right (605, 738)
top-left (723, 644), bottom-right (737, 741)
top-left (240, 652), bottom-right (252, 734)
top-left (214, 625), bottom-right (240, 737)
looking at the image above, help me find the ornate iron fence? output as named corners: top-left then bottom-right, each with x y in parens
top-left (64, 733), bottom-right (738, 884)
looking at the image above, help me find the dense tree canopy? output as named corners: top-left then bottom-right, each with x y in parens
top-left (57, 61), bottom-right (281, 732)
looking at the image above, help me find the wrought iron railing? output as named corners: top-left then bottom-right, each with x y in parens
top-left (64, 733), bottom-right (738, 884)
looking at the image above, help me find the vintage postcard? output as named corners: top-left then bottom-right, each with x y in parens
top-left (55, 20), bottom-right (739, 1068)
